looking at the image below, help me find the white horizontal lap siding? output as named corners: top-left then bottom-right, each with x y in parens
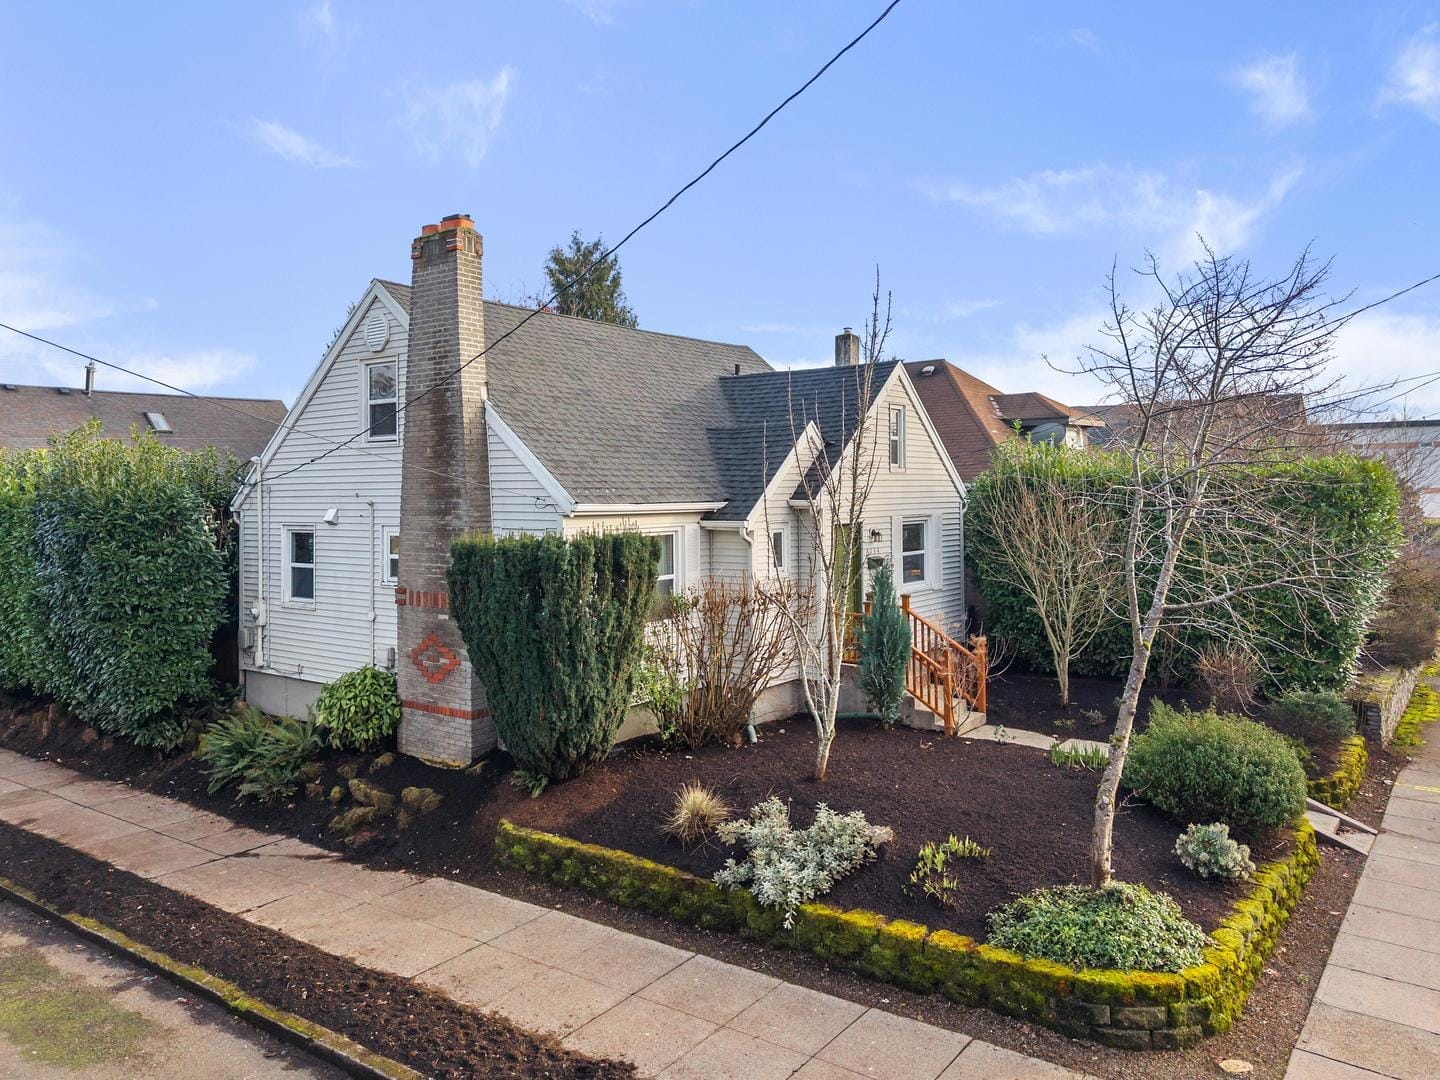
top-left (488, 428), bottom-right (563, 536)
top-left (865, 376), bottom-right (966, 635)
top-left (707, 529), bottom-right (752, 582)
top-left (240, 295), bottom-right (406, 687)
top-left (561, 511), bottom-right (707, 589)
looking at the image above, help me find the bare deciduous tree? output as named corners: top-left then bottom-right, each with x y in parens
top-left (762, 273), bottom-right (892, 781)
top-left (1078, 243), bottom-right (1397, 888)
top-left (972, 438), bottom-right (1121, 707)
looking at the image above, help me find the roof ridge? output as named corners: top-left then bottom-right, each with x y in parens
top-left (0, 384), bottom-right (285, 405)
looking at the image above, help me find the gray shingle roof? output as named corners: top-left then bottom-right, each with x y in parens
top-left (0, 384), bottom-right (286, 461)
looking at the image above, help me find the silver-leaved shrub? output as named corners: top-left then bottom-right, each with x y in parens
top-left (1174, 822), bottom-right (1255, 882)
top-left (714, 797), bottom-right (893, 927)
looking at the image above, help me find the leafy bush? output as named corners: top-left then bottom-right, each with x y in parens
top-left (968, 451), bottom-right (1401, 693)
top-left (198, 707), bottom-right (321, 803)
top-left (986, 882), bottom-right (1208, 973)
top-left (314, 665), bottom-right (400, 751)
top-left (449, 531), bottom-right (659, 786)
top-left (1174, 822), bottom-right (1254, 882)
top-left (1049, 742), bottom-right (1109, 769)
top-left (0, 426), bottom-right (235, 748)
top-left (661, 782), bottom-right (731, 845)
top-left (1193, 644), bottom-right (1259, 714)
top-left (905, 834), bottom-right (991, 910)
top-left (715, 797), bottom-right (893, 927)
top-left (1124, 702), bottom-right (1307, 832)
top-left (858, 561), bottom-right (908, 726)
top-left (1269, 691), bottom-right (1355, 745)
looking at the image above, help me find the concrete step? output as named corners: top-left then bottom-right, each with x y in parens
top-left (1307, 810), bottom-right (1340, 836)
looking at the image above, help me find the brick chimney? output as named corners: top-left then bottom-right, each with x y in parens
top-left (835, 327), bottom-right (860, 366)
top-left (396, 213), bottom-right (494, 764)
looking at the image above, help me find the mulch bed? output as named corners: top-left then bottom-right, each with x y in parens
top-left (981, 671), bottom-right (1203, 741)
top-left (0, 691), bottom-right (1392, 1079)
top-left (0, 821), bottom-right (631, 1080)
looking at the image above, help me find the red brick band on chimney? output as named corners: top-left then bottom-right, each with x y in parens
top-left (400, 699), bottom-right (490, 721)
top-left (394, 588), bottom-right (449, 609)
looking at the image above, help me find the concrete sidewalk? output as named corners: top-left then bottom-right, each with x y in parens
top-left (0, 748), bottom-right (1081, 1079)
top-left (1285, 727), bottom-right (1440, 1078)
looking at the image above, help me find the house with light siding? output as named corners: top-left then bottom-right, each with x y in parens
top-left (232, 214), bottom-right (969, 762)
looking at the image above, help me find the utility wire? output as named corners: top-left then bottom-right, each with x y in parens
top-left (261, 0), bottom-right (906, 484)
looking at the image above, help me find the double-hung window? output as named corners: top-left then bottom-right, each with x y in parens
top-left (900, 519), bottom-right (927, 585)
top-left (649, 531), bottom-right (680, 618)
top-left (888, 405), bottom-right (906, 468)
top-left (285, 528), bottom-right (315, 603)
top-left (381, 527), bottom-right (400, 584)
top-left (365, 361), bottom-right (398, 440)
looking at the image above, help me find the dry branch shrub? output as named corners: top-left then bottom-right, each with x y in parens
top-left (1192, 644), bottom-right (1260, 714)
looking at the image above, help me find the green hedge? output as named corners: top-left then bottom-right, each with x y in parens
top-left (0, 425), bottom-right (236, 748)
top-left (966, 448), bottom-right (1401, 693)
top-left (495, 817), bottom-right (1319, 1050)
top-left (1306, 736), bottom-right (1368, 809)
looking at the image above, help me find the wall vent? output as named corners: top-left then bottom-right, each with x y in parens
top-left (364, 311), bottom-right (390, 352)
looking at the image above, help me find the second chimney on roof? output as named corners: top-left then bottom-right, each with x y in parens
top-left (835, 327), bottom-right (860, 367)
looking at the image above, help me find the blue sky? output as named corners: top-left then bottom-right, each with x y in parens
top-left (2, 1), bottom-right (1439, 414)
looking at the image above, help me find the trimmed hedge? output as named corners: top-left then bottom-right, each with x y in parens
top-left (966, 450), bottom-right (1401, 693)
top-left (495, 817), bottom-right (1319, 1050)
top-left (0, 426), bottom-right (237, 748)
top-left (1306, 736), bottom-right (1368, 809)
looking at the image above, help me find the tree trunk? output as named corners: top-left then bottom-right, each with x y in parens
top-left (1090, 635), bottom-right (1156, 887)
top-left (1057, 651), bottom-right (1071, 708)
top-left (815, 724), bottom-right (834, 781)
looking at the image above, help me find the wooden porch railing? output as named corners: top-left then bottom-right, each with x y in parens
top-left (841, 595), bottom-right (987, 735)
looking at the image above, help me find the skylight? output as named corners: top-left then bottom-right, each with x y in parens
top-left (144, 411), bottom-right (172, 433)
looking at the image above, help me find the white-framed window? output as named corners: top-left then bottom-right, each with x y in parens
top-left (770, 528), bottom-right (786, 572)
top-left (888, 405), bottom-right (906, 468)
top-left (645, 529), bottom-right (682, 618)
top-left (900, 518), bottom-right (927, 586)
top-left (284, 527), bottom-right (316, 604)
top-left (364, 360), bottom-right (398, 441)
top-left (381, 526), bottom-right (400, 584)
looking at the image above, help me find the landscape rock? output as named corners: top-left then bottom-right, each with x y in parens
top-left (1218, 1062), bottom-right (1254, 1076)
top-left (401, 786), bottom-right (443, 814)
top-left (328, 785), bottom-right (345, 804)
top-left (328, 805), bottom-right (387, 838)
top-left (299, 761), bottom-right (326, 780)
top-left (369, 752), bottom-right (396, 773)
top-left (336, 762), bottom-right (359, 780)
top-left (464, 761), bottom-right (486, 776)
top-left (348, 778), bottom-right (395, 811)
top-left (304, 781), bottom-right (324, 800)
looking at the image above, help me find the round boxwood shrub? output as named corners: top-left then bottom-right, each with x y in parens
top-left (1268, 690), bottom-right (1355, 745)
top-left (1125, 702), bottom-right (1307, 832)
top-left (314, 665), bottom-right (401, 751)
top-left (986, 882), bottom-right (1207, 973)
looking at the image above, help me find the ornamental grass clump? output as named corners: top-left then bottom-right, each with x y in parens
top-left (314, 665), bottom-right (401, 751)
top-left (986, 881), bottom-right (1207, 973)
top-left (1124, 702), bottom-right (1307, 833)
top-left (715, 797), bottom-right (893, 927)
top-left (661, 782), bottom-right (731, 846)
top-left (1175, 822), bottom-right (1254, 882)
top-left (906, 834), bottom-right (991, 910)
top-left (198, 706), bottom-right (322, 803)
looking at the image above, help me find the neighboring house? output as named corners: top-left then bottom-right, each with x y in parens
top-left (0, 374), bottom-right (285, 461)
top-left (904, 360), bottom-right (1101, 479)
top-left (232, 214), bottom-right (968, 762)
top-left (1329, 418), bottom-right (1440, 518)
top-left (1082, 394), bottom-right (1311, 450)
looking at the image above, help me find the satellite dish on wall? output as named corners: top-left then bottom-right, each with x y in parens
top-left (364, 311), bottom-right (390, 352)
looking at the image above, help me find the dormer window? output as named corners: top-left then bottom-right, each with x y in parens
top-left (365, 360), bottom-right (398, 440)
top-left (145, 411), bottom-right (172, 433)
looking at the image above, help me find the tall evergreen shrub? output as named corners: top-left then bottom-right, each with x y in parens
top-left (858, 560), bottom-right (908, 725)
top-left (0, 449), bottom-right (47, 691)
top-left (449, 531), bottom-right (659, 788)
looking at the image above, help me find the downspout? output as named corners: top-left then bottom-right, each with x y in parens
top-left (365, 497), bottom-right (377, 664)
top-left (737, 524), bottom-right (759, 744)
top-left (252, 455), bottom-right (266, 669)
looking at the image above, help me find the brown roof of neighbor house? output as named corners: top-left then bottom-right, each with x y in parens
top-left (904, 360), bottom-right (1093, 479)
top-left (0, 383), bottom-right (287, 461)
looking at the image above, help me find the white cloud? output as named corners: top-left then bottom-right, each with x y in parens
top-left (297, 0), bottom-right (334, 37)
top-left (922, 164), bottom-right (1302, 264)
top-left (1066, 28), bottom-right (1103, 54)
top-left (1381, 24), bottom-right (1440, 122)
top-left (249, 118), bottom-right (354, 168)
top-left (0, 220), bottom-right (116, 333)
top-left (1231, 52), bottom-right (1312, 127)
top-left (402, 69), bottom-right (514, 169)
top-left (1331, 310), bottom-right (1440, 416)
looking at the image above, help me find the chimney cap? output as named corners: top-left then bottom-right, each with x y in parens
top-left (440, 212), bottom-right (473, 230)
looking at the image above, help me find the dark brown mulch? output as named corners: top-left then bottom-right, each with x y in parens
top-left (504, 718), bottom-right (1276, 938)
top-left (0, 821), bottom-right (632, 1080)
top-left (980, 671), bottom-right (1204, 741)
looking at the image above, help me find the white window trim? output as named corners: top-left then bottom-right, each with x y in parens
top-left (899, 516), bottom-right (929, 590)
top-left (889, 404), bottom-right (906, 470)
top-left (381, 526), bottom-right (400, 585)
top-left (769, 526), bottom-right (788, 573)
top-left (362, 358), bottom-right (398, 443)
top-left (282, 526), bottom-right (316, 607)
top-left (653, 528), bottom-right (682, 595)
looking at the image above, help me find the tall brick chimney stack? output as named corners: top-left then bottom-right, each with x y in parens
top-left (396, 213), bottom-right (494, 764)
top-left (835, 327), bottom-right (861, 367)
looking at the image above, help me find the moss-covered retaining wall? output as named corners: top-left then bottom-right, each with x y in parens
top-left (495, 818), bottom-right (1318, 1051)
top-left (1307, 736), bottom-right (1368, 808)
top-left (1349, 664), bottom-right (1423, 746)
top-left (1393, 681), bottom-right (1440, 751)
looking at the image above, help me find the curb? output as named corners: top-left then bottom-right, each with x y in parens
top-left (0, 874), bottom-right (424, 1080)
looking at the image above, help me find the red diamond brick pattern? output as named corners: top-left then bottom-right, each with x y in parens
top-left (410, 632), bottom-right (460, 685)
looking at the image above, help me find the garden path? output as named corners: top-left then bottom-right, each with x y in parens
top-left (0, 747), bottom-right (1084, 1080)
top-left (1284, 718), bottom-right (1440, 1078)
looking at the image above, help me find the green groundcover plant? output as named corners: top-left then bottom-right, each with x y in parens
top-left (987, 881), bottom-right (1208, 973)
top-left (198, 706), bottom-right (321, 803)
top-left (314, 665), bottom-right (401, 751)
